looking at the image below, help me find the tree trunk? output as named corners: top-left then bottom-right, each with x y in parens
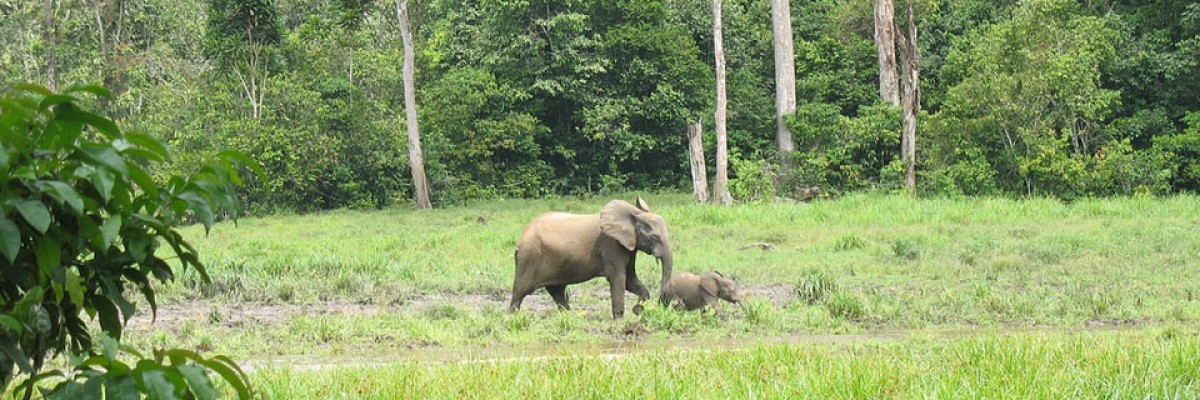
top-left (771, 0), bottom-right (796, 155)
top-left (42, 0), bottom-right (57, 91)
top-left (395, 0), bottom-right (432, 209)
top-left (711, 0), bottom-right (732, 206)
top-left (86, 0), bottom-right (126, 111)
top-left (873, 0), bottom-right (899, 107)
top-left (687, 118), bottom-right (709, 202)
top-left (897, 3), bottom-right (920, 194)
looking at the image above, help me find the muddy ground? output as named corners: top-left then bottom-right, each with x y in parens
top-left (127, 283), bottom-right (797, 333)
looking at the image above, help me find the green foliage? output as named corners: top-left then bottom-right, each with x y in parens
top-left (204, 0), bottom-right (283, 72)
top-left (1156, 112), bottom-right (1200, 192)
top-left (421, 67), bottom-right (554, 199)
top-left (928, 0), bottom-right (1122, 197)
top-left (5, 0), bottom-right (1200, 208)
top-left (0, 84), bottom-right (254, 398)
top-left (1089, 139), bottom-right (1172, 195)
top-left (728, 156), bottom-right (777, 203)
top-left (34, 336), bottom-right (251, 400)
top-left (787, 103), bottom-right (901, 193)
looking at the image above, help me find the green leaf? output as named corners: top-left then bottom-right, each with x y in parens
top-left (0, 337), bottom-right (32, 373)
top-left (15, 199), bottom-right (52, 234)
top-left (57, 106), bottom-right (122, 140)
top-left (102, 375), bottom-right (140, 400)
top-left (45, 381), bottom-right (95, 400)
top-left (13, 83), bottom-right (53, 96)
top-left (41, 180), bottom-right (84, 214)
top-left (90, 294), bottom-right (122, 341)
top-left (127, 162), bottom-right (159, 200)
top-left (11, 166), bottom-right (36, 180)
top-left (197, 358), bottom-right (252, 400)
top-left (179, 192), bottom-right (215, 231)
top-left (216, 150), bottom-right (265, 180)
top-left (91, 167), bottom-right (116, 202)
top-left (39, 94), bottom-right (79, 110)
top-left (177, 365), bottom-right (217, 400)
top-left (100, 215), bottom-right (122, 249)
top-left (80, 144), bottom-right (129, 175)
top-left (140, 369), bottom-right (178, 400)
top-left (125, 131), bottom-right (171, 160)
top-left (163, 349), bottom-right (202, 365)
top-left (118, 147), bottom-right (164, 163)
top-left (35, 236), bottom-right (61, 279)
top-left (0, 219), bottom-right (19, 263)
top-left (0, 315), bottom-right (21, 333)
top-left (65, 268), bottom-right (86, 307)
top-left (103, 280), bottom-right (137, 324)
top-left (122, 269), bottom-right (156, 322)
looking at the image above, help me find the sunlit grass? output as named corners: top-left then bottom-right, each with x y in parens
top-left (251, 329), bottom-right (1200, 399)
top-left (129, 193), bottom-right (1200, 358)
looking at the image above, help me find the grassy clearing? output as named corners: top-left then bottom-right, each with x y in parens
top-left (99, 194), bottom-right (1200, 397)
top-left (160, 193), bottom-right (1200, 322)
top-left (114, 193), bottom-right (1200, 364)
top-left (252, 328), bottom-right (1200, 399)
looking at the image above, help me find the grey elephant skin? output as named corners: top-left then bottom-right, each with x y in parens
top-left (510, 198), bottom-right (673, 319)
top-left (659, 271), bottom-right (744, 317)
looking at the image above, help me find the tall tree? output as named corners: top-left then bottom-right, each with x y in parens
top-left (41, 0), bottom-right (57, 91)
top-left (771, 0), bottom-right (796, 156)
top-left (334, 0), bottom-right (371, 84)
top-left (204, 0), bottom-right (281, 119)
top-left (394, 0), bottom-right (431, 209)
top-left (873, 0), bottom-right (899, 106)
top-left (686, 118), bottom-right (708, 202)
top-left (82, 0), bottom-right (128, 111)
top-left (896, 2), bottom-right (920, 193)
top-left (711, 0), bottom-right (732, 205)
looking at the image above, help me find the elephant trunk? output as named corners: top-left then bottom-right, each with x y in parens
top-left (657, 249), bottom-right (673, 290)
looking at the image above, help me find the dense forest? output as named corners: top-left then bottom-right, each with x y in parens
top-left (3, 0), bottom-right (1198, 212)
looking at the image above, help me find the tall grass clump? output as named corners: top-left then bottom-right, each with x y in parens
top-left (891, 238), bottom-right (922, 260)
top-left (834, 234), bottom-right (868, 251)
top-left (796, 269), bottom-right (839, 305)
top-left (825, 292), bottom-right (866, 320)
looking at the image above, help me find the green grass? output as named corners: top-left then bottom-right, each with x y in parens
top-left (251, 329), bottom-right (1200, 399)
top-left (104, 193), bottom-right (1200, 396)
top-left (159, 193), bottom-right (1200, 325)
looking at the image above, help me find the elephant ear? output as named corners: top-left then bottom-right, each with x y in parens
top-left (635, 197), bottom-right (651, 212)
top-left (700, 274), bottom-right (719, 298)
top-left (600, 200), bottom-right (639, 251)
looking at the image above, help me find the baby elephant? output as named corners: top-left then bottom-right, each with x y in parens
top-left (659, 271), bottom-right (744, 317)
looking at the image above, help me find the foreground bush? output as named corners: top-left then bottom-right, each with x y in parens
top-left (0, 84), bottom-right (254, 398)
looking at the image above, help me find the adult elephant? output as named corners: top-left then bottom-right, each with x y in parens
top-left (509, 197), bottom-right (673, 319)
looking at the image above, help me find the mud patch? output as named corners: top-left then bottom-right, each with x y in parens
top-left (128, 283), bottom-right (797, 334)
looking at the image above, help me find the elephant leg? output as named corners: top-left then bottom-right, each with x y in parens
top-left (624, 272), bottom-right (652, 300)
top-left (509, 283), bottom-right (537, 311)
top-left (607, 271), bottom-right (627, 319)
top-left (546, 285), bottom-right (571, 310)
top-left (708, 297), bottom-right (726, 319)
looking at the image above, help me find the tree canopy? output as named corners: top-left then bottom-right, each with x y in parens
top-left (3, 0), bottom-right (1199, 210)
